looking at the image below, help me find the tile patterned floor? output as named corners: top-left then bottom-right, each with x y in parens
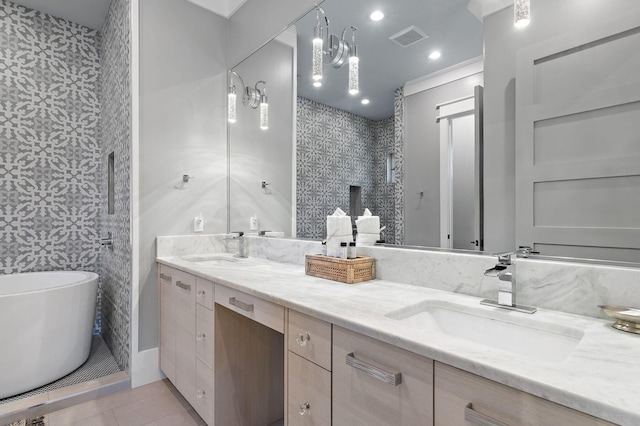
top-left (1, 336), bottom-right (121, 407)
top-left (45, 380), bottom-right (205, 426)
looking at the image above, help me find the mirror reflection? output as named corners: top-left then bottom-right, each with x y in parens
top-left (229, 0), bottom-right (640, 264)
top-left (230, 0), bottom-right (484, 248)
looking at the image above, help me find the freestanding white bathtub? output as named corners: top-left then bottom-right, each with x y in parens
top-left (0, 271), bottom-right (98, 399)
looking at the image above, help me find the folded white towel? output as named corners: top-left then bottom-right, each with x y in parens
top-left (332, 207), bottom-right (347, 217)
top-left (356, 216), bottom-right (380, 234)
top-left (327, 216), bottom-right (352, 237)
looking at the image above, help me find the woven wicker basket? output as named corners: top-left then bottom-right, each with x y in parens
top-left (305, 254), bottom-right (375, 284)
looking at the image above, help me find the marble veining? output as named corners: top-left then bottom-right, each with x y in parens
top-left (243, 236), bottom-right (640, 320)
top-left (156, 234), bottom-right (228, 257)
top-left (156, 253), bottom-right (640, 425)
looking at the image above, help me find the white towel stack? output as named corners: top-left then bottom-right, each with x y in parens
top-left (356, 208), bottom-right (380, 246)
top-left (326, 208), bottom-right (353, 257)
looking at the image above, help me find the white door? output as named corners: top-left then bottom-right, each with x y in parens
top-left (438, 87), bottom-right (484, 250)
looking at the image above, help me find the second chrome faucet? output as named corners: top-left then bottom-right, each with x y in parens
top-left (481, 249), bottom-right (537, 314)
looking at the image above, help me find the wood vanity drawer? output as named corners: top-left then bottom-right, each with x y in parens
top-left (434, 362), bottom-right (615, 426)
top-left (288, 310), bottom-right (332, 370)
top-left (196, 304), bottom-right (214, 369)
top-left (160, 265), bottom-right (196, 331)
top-left (196, 277), bottom-right (214, 310)
top-left (288, 352), bottom-right (331, 426)
top-left (214, 284), bottom-right (284, 333)
top-left (332, 326), bottom-right (434, 425)
top-left (195, 359), bottom-right (214, 426)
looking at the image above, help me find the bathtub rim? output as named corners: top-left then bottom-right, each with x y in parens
top-left (0, 271), bottom-right (99, 297)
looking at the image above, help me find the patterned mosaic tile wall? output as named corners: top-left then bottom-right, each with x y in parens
top-left (393, 88), bottom-right (405, 245)
top-left (0, 1), bottom-right (102, 326)
top-left (373, 117), bottom-right (396, 243)
top-left (296, 97), bottom-right (401, 243)
top-left (98, 0), bottom-right (131, 372)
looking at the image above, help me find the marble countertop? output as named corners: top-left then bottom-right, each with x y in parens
top-left (157, 254), bottom-right (640, 425)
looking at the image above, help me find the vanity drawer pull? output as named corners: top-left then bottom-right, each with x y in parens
top-left (176, 281), bottom-right (191, 291)
top-left (298, 402), bottom-right (310, 416)
top-left (229, 297), bottom-right (254, 312)
top-left (160, 273), bottom-right (172, 282)
top-left (464, 402), bottom-right (509, 426)
top-left (296, 333), bottom-right (311, 346)
top-left (197, 289), bottom-right (206, 297)
top-left (345, 352), bottom-right (402, 386)
top-left (196, 332), bottom-right (206, 341)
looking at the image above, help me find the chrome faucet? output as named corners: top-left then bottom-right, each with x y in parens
top-left (100, 232), bottom-right (113, 249)
top-left (225, 231), bottom-right (247, 258)
top-left (481, 249), bottom-right (537, 314)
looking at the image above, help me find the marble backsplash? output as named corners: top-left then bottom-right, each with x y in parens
top-left (156, 234), bottom-right (640, 320)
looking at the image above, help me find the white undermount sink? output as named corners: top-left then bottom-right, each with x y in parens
top-left (386, 300), bottom-right (584, 363)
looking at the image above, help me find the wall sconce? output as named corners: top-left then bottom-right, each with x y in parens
top-left (514, 0), bottom-right (531, 28)
top-left (228, 70), bottom-right (269, 130)
top-left (312, 7), bottom-right (359, 95)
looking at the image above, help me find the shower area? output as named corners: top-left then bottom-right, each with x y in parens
top-left (0, 0), bottom-right (131, 414)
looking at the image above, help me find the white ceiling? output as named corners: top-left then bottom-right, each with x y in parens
top-left (10, 0), bottom-right (111, 30)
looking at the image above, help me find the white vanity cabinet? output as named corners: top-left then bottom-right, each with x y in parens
top-left (287, 310), bottom-right (332, 426)
top-left (332, 326), bottom-right (434, 426)
top-left (434, 362), bottom-right (615, 426)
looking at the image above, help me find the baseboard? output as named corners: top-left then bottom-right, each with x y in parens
top-left (0, 374), bottom-right (129, 425)
top-left (130, 347), bottom-right (165, 388)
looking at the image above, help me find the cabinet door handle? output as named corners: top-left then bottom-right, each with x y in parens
top-left (196, 332), bottom-right (205, 341)
top-left (197, 289), bottom-right (206, 297)
top-left (464, 403), bottom-right (509, 426)
top-left (176, 281), bottom-right (191, 291)
top-left (160, 273), bottom-right (172, 282)
top-left (345, 352), bottom-right (402, 386)
top-left (229, 297), bottom-right (254, 312)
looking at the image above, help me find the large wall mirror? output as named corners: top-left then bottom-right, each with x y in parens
top-left (228, 0), bottom-right (640, 264)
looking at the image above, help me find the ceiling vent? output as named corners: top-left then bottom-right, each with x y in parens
top-left (389, 26), bottom-right (429, 48)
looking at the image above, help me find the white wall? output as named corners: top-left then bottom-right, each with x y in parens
top-left (229, 35), bottom-right (295, 237)
top-left (138, 0), bottom-right (228, 351)
top-left (482, 0), bottom-right (640, 253)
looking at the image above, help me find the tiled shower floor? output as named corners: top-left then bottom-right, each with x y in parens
top-left (0, 335), bottom-right (122, 407)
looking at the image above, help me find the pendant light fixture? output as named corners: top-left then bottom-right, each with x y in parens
top-left (347, 27), bottom-right (359, 95)
top-left (514, 0), bottom-right (531, 29)
top-left (228, 72), bottom-right (237, 123)
top-left (258, 81), bottom-right (269, 130)
top-left (313, 7), bottom-right (328, 83)
top-left (311, 7), bottom-right (360, 95)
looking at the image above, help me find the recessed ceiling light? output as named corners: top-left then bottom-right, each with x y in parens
top-left (313, 81), bottom-right (322, 88)
top-left (428, 50), bottom-right (442, 60)
top-left (361, 99), bottom-right (370, 105)
top-left (370, 11), bottom-right (384, 21)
